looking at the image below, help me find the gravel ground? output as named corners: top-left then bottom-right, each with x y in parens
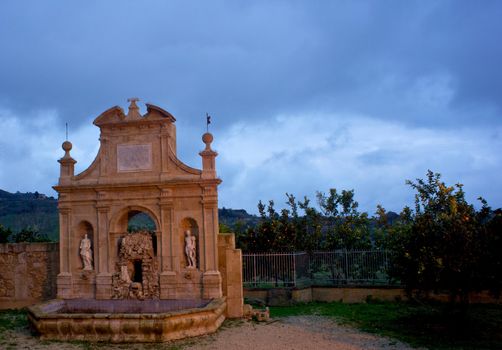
top-left (190, 316), bottom-right (418, 350)
top-left (0, 316), bottom-right (419, 350)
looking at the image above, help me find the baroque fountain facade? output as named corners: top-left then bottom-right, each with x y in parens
top-left (28, 99), bottom-right (243, 342)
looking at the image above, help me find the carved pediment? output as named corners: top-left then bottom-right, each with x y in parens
top-left (93, 103), bottom-right (176, 127)
top-left (93, 106), bottom-right (126, 126)
top-left (145, 103), bottom-right (176, 122)
top-left (56, 99), bottom-right (218, 188)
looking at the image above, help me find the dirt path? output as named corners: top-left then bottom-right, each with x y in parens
top-left (189, 316), bottom-right (417, 350)
top-left (1, 316), bottom-right (418, 350)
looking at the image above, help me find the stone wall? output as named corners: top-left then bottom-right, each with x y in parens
top-left (245, 287), bottom-right (502, 306)
top-left (0, 242), bottom-right (59, 309)
top-left (218, 233), bottom-right (243, 318)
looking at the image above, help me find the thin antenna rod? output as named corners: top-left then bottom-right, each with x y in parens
top-left (65, 123), bottom-right (68, 141)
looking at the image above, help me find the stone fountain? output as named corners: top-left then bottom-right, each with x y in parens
top-left (28, 99), bottom-right (243, 342)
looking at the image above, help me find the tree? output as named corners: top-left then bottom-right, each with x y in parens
top-left (0, 224), bottom-right (12, 243)
top-left (477, 202), bottom-right (502, 297)
top-left (317, 189), bottom-right (371, 250)
top-left (388, 170), bottom-right (484, 305)
top-left (12, 226), bottom-right (51, 243)
top-left (251, 200), bottom-right (297, 252)
top-left (219, 223), bottom-right (232, 233)
top-left (289, 194), bottom-right (323, 252)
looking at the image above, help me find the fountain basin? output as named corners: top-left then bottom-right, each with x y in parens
top-left (27, 298), bottom-right (226, 342)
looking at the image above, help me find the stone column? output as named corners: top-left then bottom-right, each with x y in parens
top-left (95, 203), bottom-right (112, 299)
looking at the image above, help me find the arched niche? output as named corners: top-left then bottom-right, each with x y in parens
top-left (75, 221), bottom-right (94, 271)
top-left (110, 206), bottom-right (160, 256)
top-left (180, 218), bottom-right (199, 269)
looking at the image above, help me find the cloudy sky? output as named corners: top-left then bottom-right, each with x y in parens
top-left (0, 1), bottom-right (501, 214)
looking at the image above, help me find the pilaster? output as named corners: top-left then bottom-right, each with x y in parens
top-left (159, 189), bottom-right (177, 299)
top-left (159, 189), bottom-right (174, 272)
top-left (95, 199), bottom-right (112, 299)
top-left (57, 205), bottom-right (75, 298)
top-left (201, 186), bottom-right (219, 272)
top-left (58, 207), bottom-right (71, 273)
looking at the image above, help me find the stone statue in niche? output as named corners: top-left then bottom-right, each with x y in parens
top-left (80, 234), bottom-right (93, 270)
top-left (184, 230), bottom-right (197, 268)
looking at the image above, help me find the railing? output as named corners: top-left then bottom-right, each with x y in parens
top-left (242, 250), bottom-right (396, 288)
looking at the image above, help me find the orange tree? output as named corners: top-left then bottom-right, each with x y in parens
top-left (477, 203), bottom-right (502, 297)
top-left (388, 170), bottom-right (485, 304)
top-left (316, 189), bottom-right (371, 250)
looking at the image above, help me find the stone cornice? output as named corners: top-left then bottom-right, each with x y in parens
top-left (53, 178), bottom-right (221, 193)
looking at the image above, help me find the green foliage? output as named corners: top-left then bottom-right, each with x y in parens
top-left (245, 200), bottom-right (297, 252)
top-left (0, 309), bottom-right (27, 333)
top-left (385, 170), bottom-right (500, 304)
top-left (477, 204), bottom-right (502, 297)
top-left (0, 190), bottom-right (58, 240)
top-left (240, 189), bottom-right (373, 252)
top-left (12, 226), bottom-right (51, 243)
top-left (127, 212), bottom-right (156, 233)
top-left (219, 222), bottom-right (232, 233)
top-left (0, 224), bottom-right (12, 243)
top-left (238, 170), bottom-right (501, 303)
top-left (317, 189), bottom-right (371, 250)
top-left (240, 195), bottom-right (324, 252)
top-left (294, 194), bottom-right (323, 252)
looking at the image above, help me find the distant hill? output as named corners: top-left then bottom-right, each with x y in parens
top-left (0, 189), bottom-right (258, 241)
top-left (0, 189), bottom-right (59, 240)
top-left (218, 207), bottom-right (259, 229)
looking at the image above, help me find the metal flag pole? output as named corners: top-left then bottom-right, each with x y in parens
top-left (206, 113), bottom-right (211, 132)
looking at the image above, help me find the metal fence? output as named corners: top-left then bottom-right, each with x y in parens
top-left (242, 250), bottom-right (396, 288)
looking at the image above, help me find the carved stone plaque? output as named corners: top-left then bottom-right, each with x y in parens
top-left (117, 144), bottom-right (152, 172)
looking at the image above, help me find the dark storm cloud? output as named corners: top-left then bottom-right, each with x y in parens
top-left (0, 0), bottom-right (501, 211)
top-left (1, 1), bottom-right (501, 127)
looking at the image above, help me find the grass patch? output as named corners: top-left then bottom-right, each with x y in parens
top-left (0, 309), bottom-right (28, 333)
top-left (270, 301), bottom-right (502, 350)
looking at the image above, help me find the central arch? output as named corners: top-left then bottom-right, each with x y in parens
top-left (110, 205), bottom-right (160, 233)
top-left (108, 205), bottom-right (161, 273)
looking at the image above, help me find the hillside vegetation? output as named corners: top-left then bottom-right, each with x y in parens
top-left (0, 189), bottom-right (258, 242)
top-left (0, 189), bottom-right (58, 240)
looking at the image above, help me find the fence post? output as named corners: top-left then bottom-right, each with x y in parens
top-left (253, 254), bottom-right (257, 288)
top-left (345, 249), bottom-right (349, 284)
top-left (293, 253), bottom-right (297, 287)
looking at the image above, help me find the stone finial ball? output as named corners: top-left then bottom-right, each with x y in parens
top-left (202, 132), bottom-right (213, 144)
top-left (62, 141), bottom-right (73, 152)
